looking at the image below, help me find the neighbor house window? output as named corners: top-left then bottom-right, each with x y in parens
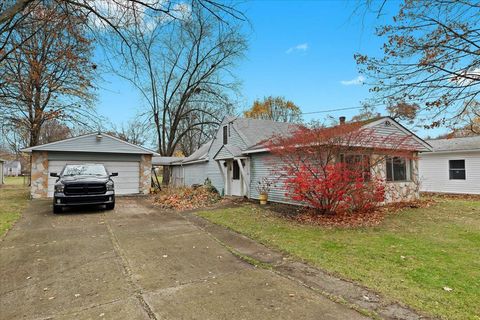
top-left (386, 157), bottom-right (411, 182)
top-left (449, 160), bottom-right (466, 180)
top-left (223, 126), bottom-right (228, 144)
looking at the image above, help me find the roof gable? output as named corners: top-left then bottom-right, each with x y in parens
top-left (213, 144), bottom-right (243, 160)
top-left (21, 133), bottom-right (159, 155)
top-left (363, 117), bottom-right (432, 152)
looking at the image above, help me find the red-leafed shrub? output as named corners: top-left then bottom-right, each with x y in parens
top-left (283, 161), bottom-right (385, 214)
top-left (265, 121), bottom-right (415, 215)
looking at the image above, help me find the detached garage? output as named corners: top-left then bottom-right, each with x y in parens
top-left (21, 132), bottom-right (158, 199)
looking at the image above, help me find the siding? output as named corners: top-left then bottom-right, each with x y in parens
top-left (48, 151), bottom-right (141, 162)
top-left (369, 119), bottom-right (430, 151)
top-left (184, 162), bottom-right (209, 186)
top-left (214, 146), bottom-right (235, 160)
top-left (419, 151), bottom-right (480, 194)
top-left (171, 166), bottom-right (184, 187)
top-left (249, 153), bottom-right (297, 204)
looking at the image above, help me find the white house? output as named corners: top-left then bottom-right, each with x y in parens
top-left (419, 136), bottom-right (480, 194)
top-left (3, 160), bottom-right (21, 177)
top-left (167, 116), bottom-right (431, 204)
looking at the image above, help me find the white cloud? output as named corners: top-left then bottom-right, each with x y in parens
top-left (286, 43), bottom-right (309, 54)
top-left (340, 75), bottom-right (365, 86)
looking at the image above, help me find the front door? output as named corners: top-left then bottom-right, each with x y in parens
top-left (229, 160), bottom-right (242, 196)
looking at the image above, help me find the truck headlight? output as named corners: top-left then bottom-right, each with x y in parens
top-left (106, 181), bottom-right (114, 191)
top-left (54, 184), bottom-right (64, 193)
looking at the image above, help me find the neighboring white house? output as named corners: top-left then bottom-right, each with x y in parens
top-left (166, 116), bottom-right (431, 204)
top-left (419, 136), bottom-right (480, 194)
top-left (3, 160), bottom-right (21, 177)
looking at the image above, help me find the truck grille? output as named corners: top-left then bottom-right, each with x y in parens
top-left (64, 184), bottom-right (106, 195)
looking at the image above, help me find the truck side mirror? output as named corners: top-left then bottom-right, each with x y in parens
top-left (50, 172), bottom-right (58, 177)
top-left (110, 172), bottom-right (118, 177)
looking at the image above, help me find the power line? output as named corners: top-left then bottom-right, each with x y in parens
top-left (301, 106), bottom-right (366, 115)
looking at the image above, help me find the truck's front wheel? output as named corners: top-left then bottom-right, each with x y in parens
top-left (53, 205), bottom-right (62, 214)
top-left (106, 202), bottom-right (115, 210)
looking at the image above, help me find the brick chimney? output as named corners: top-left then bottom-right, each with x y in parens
top-left (339, 116), bottom-right (346, 125)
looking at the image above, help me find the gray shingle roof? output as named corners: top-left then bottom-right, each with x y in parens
top-left (181, 140), bottom-right (212, 163)
top-left (232, 117), bottom-right (299, 149)
top-left (152, 156), bottom-right (184, 166)
top-left (426, 136), bottom-right (480, 152)
top-left (21, 132), bottom-right (159, 155)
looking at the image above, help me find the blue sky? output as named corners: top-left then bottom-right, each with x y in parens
top-left (94, 0), bottom-right (445, 138)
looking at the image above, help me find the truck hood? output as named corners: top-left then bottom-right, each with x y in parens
top-left (59, 176), bottom-right (110, 184)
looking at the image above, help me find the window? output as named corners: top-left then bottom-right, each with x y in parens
top-left (449, 160), bottom-right (466, 180)
top-left (232, 161), bottom-right (240, 180)
top-left (386, 157), bottom-right (411, 182)
top-left (223, 126), bottom-right (228, 144)
top-left (340, 154), bottom-right (371, 180)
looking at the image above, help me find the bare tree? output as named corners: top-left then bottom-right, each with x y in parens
top-left (0, 4), bottom-right (94, 147)
top-left (108, 1), bottom-right (246, 183)
top-left (178, 102), bottom-right (235, 156)
top-left (39, 120), bottom-right (72, 144)
top-left (0, 0), bottom-right (246, 65)
top-left (108, 118), bottom-right (150, 147)
top-left (355, 1), bottom-right (480, 130)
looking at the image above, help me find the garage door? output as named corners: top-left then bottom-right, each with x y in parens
top-left (48, 160), bottom-right (140, 197)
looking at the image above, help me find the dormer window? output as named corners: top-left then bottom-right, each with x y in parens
top-left (223, 126), bottom-right (228, 144)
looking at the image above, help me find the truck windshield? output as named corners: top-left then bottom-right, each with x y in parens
top-left (62, 164), bottom-right (107, 176)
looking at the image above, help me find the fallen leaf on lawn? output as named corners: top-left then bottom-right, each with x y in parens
top-left (289, 293), bottom-right (295, 297)
top-left (74, 294), bottom-right (80, 298)
top-left (48, 297), bottom-right (55, 300)
top-left (26, 276), bottom-right (31, 280)
top-left (43, 287), bottom-right (48, 291)
top-left (162, 254), bottom-right (168, 258)
top-left (99, 313), bottom-right (105, 317)
top-left (443, 286), bottom-right (453, 292)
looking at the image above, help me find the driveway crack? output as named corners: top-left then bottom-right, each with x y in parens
top-left (103, 214), bottom-right (158, 320)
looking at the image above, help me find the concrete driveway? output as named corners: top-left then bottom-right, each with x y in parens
top-left (0, 198), bottom-right (368, 320)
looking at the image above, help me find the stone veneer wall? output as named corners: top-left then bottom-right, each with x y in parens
top-left (372, 153), bottom-right (420, 203)
top-left (139, 154), bottom-right (152, 194)
top-left (31, 151), bottom-right (49, 199)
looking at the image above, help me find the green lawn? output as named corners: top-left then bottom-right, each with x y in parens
top-left (0, 177), bottom-right (29, 236)
top-left (197, 200), bottom-right (480, 320)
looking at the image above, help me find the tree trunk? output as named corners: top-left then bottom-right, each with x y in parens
top-left (162, 166), bottom-right (171, 186)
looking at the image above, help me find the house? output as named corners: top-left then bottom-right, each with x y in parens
top-left (168, 116), bottom-right (432, 204)
top-left (21, 132), bottom-right (159, 199)
top-left (170, 141), bottom-right (212, 187)
top-left (419, 136), bottom-right (480, 194)
top-left (0, 159), bottom-right (4, 184)
top-left (3, 160), bottom-right (21, 177)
